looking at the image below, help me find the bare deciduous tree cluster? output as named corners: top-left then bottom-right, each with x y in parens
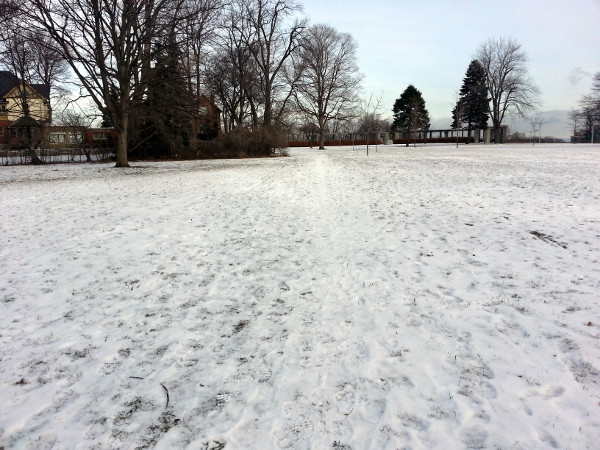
top-left (3, 0), bottom-right (553, 167)
top-left (2, 0), bottom-right (362, 165)
top-left (570, 72), bottom-right (600, 142)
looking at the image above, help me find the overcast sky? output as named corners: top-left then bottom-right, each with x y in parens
top-left (300, 0), bottom-right (600, 137)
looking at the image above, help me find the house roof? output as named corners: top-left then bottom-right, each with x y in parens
top-left (8, 116), bottom-right (43, 128)
top-left (0, 71), bottom-right (18, 97)
top-left (0, 71), bottom-right (50, 100)
top-left (31, 83), bottom-right (50, 100)
top-left (199, 94), bottom-right (222, 113)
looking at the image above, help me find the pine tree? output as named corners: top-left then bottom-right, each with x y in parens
top-left (453, 60), bottom-right (489, 140)
top-left (391, 85), bottom-right (430, 145)
top-left (133, 35), bottom-right (195, 158)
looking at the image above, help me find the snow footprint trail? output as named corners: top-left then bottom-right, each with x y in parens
top-left (267, 151), bottom-right (462, 449)
top-left (268, 152), bottom-right (375, 448)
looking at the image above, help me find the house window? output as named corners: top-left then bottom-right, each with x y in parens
top-left (199, 106), bottom-right (208, 115)
top-left (49, 132), bottom-right (67, 143)
top-left (69, 132), bottom-right (83, 144)
top-left (92, 132), bottom-right (108, 140)
top-left (0, 127), bottom-right (4, 136)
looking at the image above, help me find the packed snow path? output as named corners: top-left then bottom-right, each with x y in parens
top-left (1, 145), bottom-right (599, 449)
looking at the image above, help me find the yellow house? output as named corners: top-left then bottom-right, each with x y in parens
top-left (0, 71), bottom-right (51, 146)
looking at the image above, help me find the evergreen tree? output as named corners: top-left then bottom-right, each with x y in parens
top-left (455, 60), bottom-right (489, 138)
top-left (391, 85), bottom-right (430, 145)
top-left (132, 35), bottom-right (195, 158)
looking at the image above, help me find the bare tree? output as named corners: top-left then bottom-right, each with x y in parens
top-left (358, 92), bottom-right (385, 155)
top-left (0, 21), bottom-right (67, 163)
top-left (529, 114), bottom-right (549, 145)
top-left (357, 93), bottom-right (385, 131)
top-left (293, 24), bottom-right (362, 149)
top-left (179, 0), bottom-right (224, 95)
top-left (571, 73), bottom-right (600, 143)
top-left (233, 0), bottom-right (307, 127)
top-left (476, 37), bottom-right (539, 143)
top-left (0, 0), bottom-right (18, 26)
top-left (581, 72), bottom-right (600, 120)
top-left (568, 108), bottom-right (580, 141)
top-left (452, 92), bottom-right (464, 148)
top-left (0, 30), bottom-right (42, 122)
top-left (25, 0), bottom-right (191, 167)
top-left (1, 25), bottom-right (71, 110)
top-left (205, 6), bottom-right (263, 131)
top-left (55, 109), bottom-right (97, 160)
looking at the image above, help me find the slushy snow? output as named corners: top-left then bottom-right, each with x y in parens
top-left (1, 144), bottom-right (599, 449)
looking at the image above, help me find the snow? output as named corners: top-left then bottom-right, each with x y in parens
top-left (1, 143), bottom-right (599, 449)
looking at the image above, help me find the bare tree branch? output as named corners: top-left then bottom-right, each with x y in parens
top-left (475, 37), bottom-right (540, 143)
top-left (293, 24), bottom-right (362, 149)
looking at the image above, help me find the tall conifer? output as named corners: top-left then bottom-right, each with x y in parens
top-left (453, 60), bottom-right (489, 138)
top-left (392, 85), bottom-right (430, 145)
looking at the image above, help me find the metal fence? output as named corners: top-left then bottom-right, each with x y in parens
top-left (0, 147), bottom-right (115, 165)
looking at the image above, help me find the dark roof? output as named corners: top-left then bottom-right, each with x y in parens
top-left (0, 70), bottom-right (50, 100)
top-left (0, 71), bottom-right (18, 97)
top-left (8, 116), bottom-right (43, 128)
top-left (31, 83), bottom-right (50, 100)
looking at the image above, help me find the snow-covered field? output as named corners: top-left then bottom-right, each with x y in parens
top-left (1, 144), bottom-right (599, 449)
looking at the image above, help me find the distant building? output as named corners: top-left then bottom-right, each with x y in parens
top-left (0, 71), bottom-right (51, 147)
top-left (196, 95), bottom-right (221, 140)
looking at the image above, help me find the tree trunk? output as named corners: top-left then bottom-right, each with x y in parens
top-left (115, 113), bottom-right (130, 167)
top-left (494, 124), bottom-right (501, 144)
top-left (27, 149), bottom-right (44, 165)
top-left (318, 120), bottom-right (325, 149)
top-left (25, 125), bottom-right (44, 164)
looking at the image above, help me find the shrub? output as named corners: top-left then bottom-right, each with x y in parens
top-left (392, 137), bottom-right (475, 145)
top-left (288, 139), bottom-right (382, 147)
top-left (193, 126), bottom-right (289, 159)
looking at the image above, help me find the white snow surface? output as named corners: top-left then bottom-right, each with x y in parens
top-left (1, 144), bottom-right (599, 449)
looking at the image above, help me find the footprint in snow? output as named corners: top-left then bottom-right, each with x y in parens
top-left (461, 425), bottom-right (488, 449)
top-left (274, 419), bottom-right (314, 449)
top-left (538, 430), bottom-right (559, 448)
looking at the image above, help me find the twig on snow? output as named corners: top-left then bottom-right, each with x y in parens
top-left (161, 383), bottom-right (170, 408)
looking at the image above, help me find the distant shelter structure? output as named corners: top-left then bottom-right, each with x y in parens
top-left (288, 125), bottom-right (508, 147)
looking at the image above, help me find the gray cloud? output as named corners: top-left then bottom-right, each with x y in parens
top-left (569, 67), bottom-right (592, 85)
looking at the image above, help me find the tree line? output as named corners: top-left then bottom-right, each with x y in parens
top-left (2, 0), bottom-right (364, 165)
top-left (570, 72), bottom-right (600, 142)
top-left (1, 0), bottom-right (544, 167)
top-left (391, 37), bottom-right (539, 145)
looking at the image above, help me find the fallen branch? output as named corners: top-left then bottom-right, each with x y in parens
top-left (530, 231), bottom-right (567, 249)
top-left (161, 383), bottom-right (170, 408)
